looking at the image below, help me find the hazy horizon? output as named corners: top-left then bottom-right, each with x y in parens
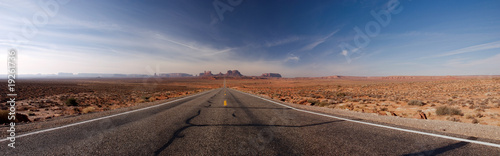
top-left (1, 0), bottom-right (499, 77)
top-left (2, 72), bottom-right (500, 79)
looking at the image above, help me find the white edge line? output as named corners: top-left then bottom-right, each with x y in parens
top-left (0, 89), bottom-right (217, 142)
top-left (232, 89), bottom-right (500, 149)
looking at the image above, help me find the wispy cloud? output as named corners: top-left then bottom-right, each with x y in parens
top-left (428, 40), bottom-right (500, 58)
top-left (444, 53), bottom-right (500, 68)
top-left (284, 54), bottom-right (300, 62)
top-left (299, 29), bottom-right (339, 51)
top-left (49, 15), bottom-right (123, 31)
top-left (401, 31), bottom-right (444, 37)
top-left (265, 36), bottom-right (300, 47)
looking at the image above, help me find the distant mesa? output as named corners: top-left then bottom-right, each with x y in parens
top-left (50, 72), bottom-right (193, 78)
top-left (312, 75), bottom-right (499, 80)
top-left (323, 75), bottom-right (340, 79)
top-left (58, 72), bottom-right (74, 76)
top-left (32, 70), bottom-right (282, 79)
top-left (261, 73), bottom-right (282, 78)
top-left (200, 70), bottom-right (242, 77)
top-left (53, 73), bottom-right (149, 78)
top-left (199, 70), bottom-right (282, 79)
top-left (225, 70), bottom-right (243, 77)
top-left (199, 71), bottom-right (213, 76)
top-left (158, 73), bottom-right (193, 77)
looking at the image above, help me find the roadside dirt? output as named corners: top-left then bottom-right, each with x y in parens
top-left (229, 77), bottom-right (500, 127)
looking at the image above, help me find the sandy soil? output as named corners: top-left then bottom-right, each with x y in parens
top-left (228, 77), bottom-right (500, 127)
top-left (0, 78), bottom-right (223, 123)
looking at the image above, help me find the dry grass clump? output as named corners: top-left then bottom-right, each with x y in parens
top-left (0, 110), bottom-right (10, 124)
top-left (436, 106), bottom-right (463, 116)
top-left (81, 107), bottom-right (95, 114)
top-left (317, 101), bottom-right (331, 107)
top-left (65, 98), bottom-right (78, 106)
top-left (307, 99), bottom-right (319, 105)
top-left (408, 100), bottom-right (424, 106)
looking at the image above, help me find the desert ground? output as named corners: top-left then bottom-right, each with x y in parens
top-left (229, 76), bottom-right (500, 126)
top-left (0, 78), bottom-right (221, 123)
top-left (1, 76), bottom-right (500, 127)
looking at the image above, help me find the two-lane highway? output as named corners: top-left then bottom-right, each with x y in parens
top-left (1, 88), bottom-right (500, 155)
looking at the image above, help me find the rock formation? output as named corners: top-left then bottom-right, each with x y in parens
top-left (199, 71), bottom-right (213, 76)
top-left (225, 70), bottom-right (243, 77)
top-left (159, 73), bottom-right (193, 77)
top-left (198, 70), bottom-right (281, 78)
top-left (261, 73), bottom-right (282, 78)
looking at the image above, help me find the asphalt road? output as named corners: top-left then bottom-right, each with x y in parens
top-left (1, 88), bottom-right (500, 155)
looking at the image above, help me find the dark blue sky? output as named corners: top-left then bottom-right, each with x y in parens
top-left (1, 0), bottom-right (500, 77)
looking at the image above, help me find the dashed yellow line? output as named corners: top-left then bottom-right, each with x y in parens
top-left (224, 100), bottom-right (227, 106)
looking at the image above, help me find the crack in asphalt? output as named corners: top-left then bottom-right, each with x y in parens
top-left (154, 109), bottom-right (202, 156)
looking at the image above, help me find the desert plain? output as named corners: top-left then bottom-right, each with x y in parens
top-left (0, 78), bottom-right (218, 123)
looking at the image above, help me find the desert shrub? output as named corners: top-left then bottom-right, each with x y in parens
top-left (141, 96), bottom-right (150, 102)
top-left (465, 114), bottom-right (474, 119)
top-left (475, 108), bottom-right (485, 112)
top-left (475, 113), bottom-right (484, 118)
top-left (312, 95), bottom-right (322, 98)
top-left (307, 99), bottom-right (319, 105)
top-left (436, 106), bottom-right (462, 116)
top-left (447, 116), bottom-right (461, 122)
top-left (468, 104), bottom-right (475, 109)
top-left (81, 107), bottom-right (95, 114)
top-left (66, 98), bottom-right (78, 106)
top-left (408, 100), bottom-right (424, 106)
top-left (471, 118), bottom-right (479, 124)
top-left (0, 110), bottom-right (10, 124)
top-left (336, 92), bottom-right (346, 97)
top-left (317, 101), bottom-right (330, 107)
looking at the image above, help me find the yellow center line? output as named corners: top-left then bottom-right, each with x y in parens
top-left (224, 100), bottom-right (227, 106)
